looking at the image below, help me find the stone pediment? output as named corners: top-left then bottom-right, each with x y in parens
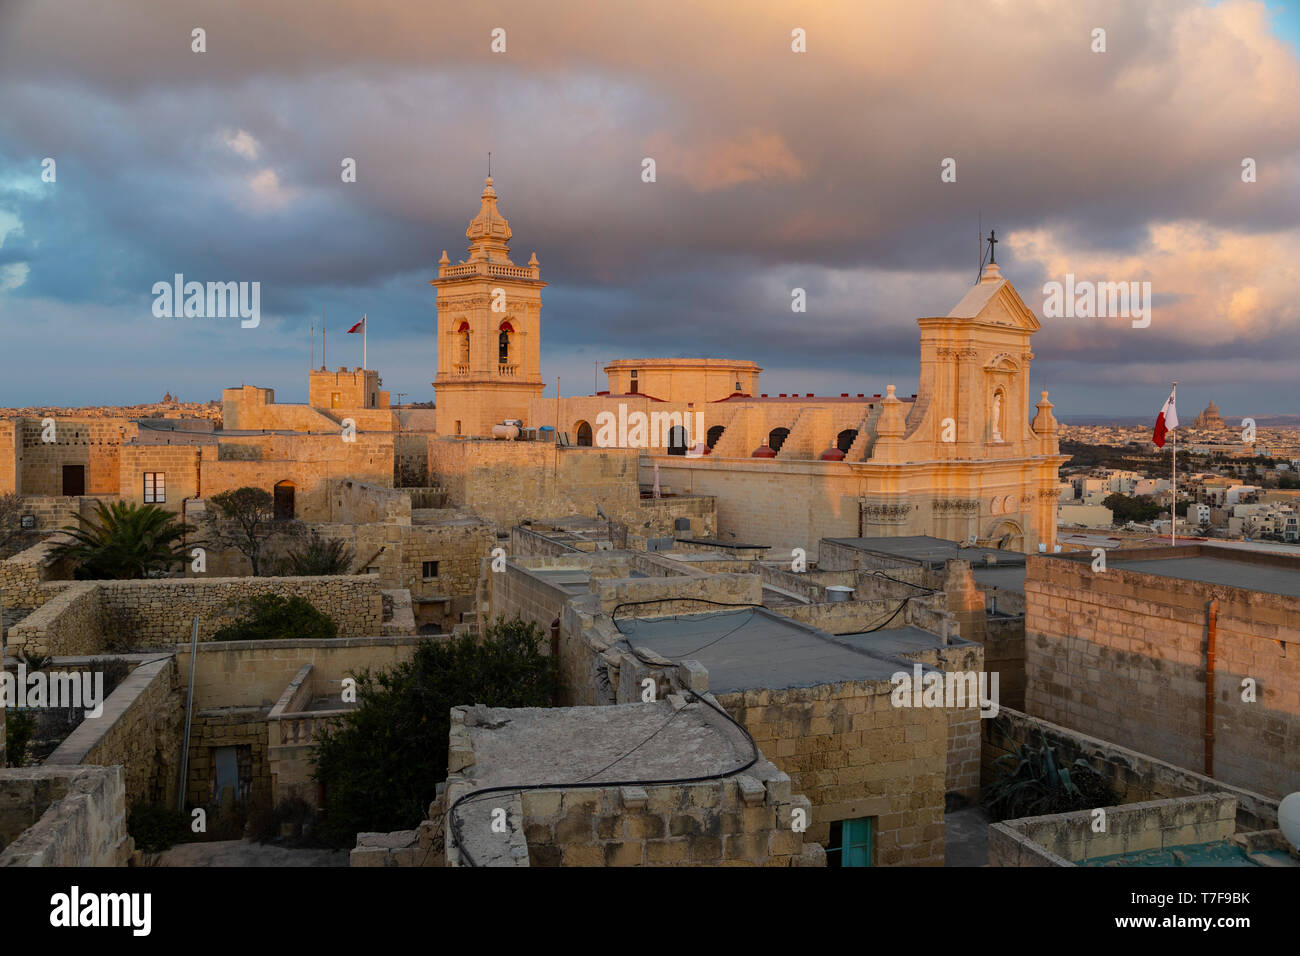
top-left (946, 265), bottom-right (1041, 332)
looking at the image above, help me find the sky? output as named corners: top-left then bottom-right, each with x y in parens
top-left (0, 0), bottom-right (1298, 419)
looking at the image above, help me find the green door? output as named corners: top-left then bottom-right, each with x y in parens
top-left (827, 817), bottom-right (873, 867)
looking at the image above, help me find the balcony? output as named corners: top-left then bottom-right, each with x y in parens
top-left (498, 364), bottom-right (518, 377)
top-left (438, 261), bottom-right (541, 280)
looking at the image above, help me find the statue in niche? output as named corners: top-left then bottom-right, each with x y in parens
top-left (991, 391), bottom-right (1003, 443)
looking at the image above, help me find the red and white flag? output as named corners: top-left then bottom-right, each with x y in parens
top-left (1153, 386), bottom-right (1178, 448)
top-left (346, 315), bottom-right (366, 334)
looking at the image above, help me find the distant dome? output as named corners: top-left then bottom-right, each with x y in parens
top-left (751, 444), bottom-right (776, 458)
top-left (819, 447), bottom-right (845, 461)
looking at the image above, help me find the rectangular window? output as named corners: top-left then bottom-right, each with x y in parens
top-left (143, 472), bottom-right (166, 503)
top-left (422, 560), bottom-right (439, 579)
top-left (825, 817), bottom-right (873, 868)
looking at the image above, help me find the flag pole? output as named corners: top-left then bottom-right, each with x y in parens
top-left (363, 313), bottom-right (367, 370)
top-left (1171, 381), bottom-right (1177, 547)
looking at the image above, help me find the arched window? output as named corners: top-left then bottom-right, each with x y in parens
top-left (706, 425), bottom-right (725, 449)
top-left (768, 427), bottom-right (790, 454)
top-left (499, 330), bottom-right (510, 364)
top-left (837, 428), bottom-right (858, 453)
top-left (456, 322), bottom-right (470, 365)
top-left (273, 480), bottom-right (296, 521)
top-left (576, 421), bottom-right (593, 446)
top-left (667, 425), bottom-right (689, 456)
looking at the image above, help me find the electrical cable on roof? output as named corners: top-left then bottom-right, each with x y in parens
top-left (439, 598), bottom-right (770, 867)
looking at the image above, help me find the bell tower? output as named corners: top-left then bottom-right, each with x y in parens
top-left (432, 177), bottom-right (546, 436)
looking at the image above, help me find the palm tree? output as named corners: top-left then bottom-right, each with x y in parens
top-left (52, 500), bottom-right (194, 579)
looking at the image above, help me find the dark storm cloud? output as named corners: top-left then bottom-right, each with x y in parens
top-left (0, 0), bottom-right (1297, 413)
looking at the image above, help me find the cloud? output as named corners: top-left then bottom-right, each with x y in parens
top-left (224, 128), bottom-right (260, 161)
top-left (0, 0), bottom-right (1295, 415)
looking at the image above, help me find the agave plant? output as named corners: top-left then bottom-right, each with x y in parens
top-left (52, 500), bottom-right (195, 579)
top-left (981, 728), bottom-right (1114, 822)
top-left (281, 531), bottom-right (355, 576)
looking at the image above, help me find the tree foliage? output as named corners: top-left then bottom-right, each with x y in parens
top-left (312, 617), bottom-right (556, 846)
top-left (51, 500), bottom-right (193, 579)
top-left (208, 487), bottom-right (279, 576)
top-left (211, 594), bottom-right (338, 642)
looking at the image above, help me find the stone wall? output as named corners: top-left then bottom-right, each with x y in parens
top-left (1024, 550), bottom-right (1300, 799)
top-left (0, 766), bottom-right (132, 866)
top-left (0, 535), bottom-right (78, 609)
top-left (430, 439), bottom-right (640, 530)
top-left (5, 576), bottom-right (386, 655)
top-left (634, 495), bottom-right (717, 539)
top-left (198, 433), bottom-right (396, 522)
top-left (45, 657), bottom-right (185, 809)
top-left (7, 582), bottom-right (105, 655)
top-left (184, 708), bottom-right (272, 809)
top-left (442, 703), bottom-right (823, 867)
top-left (988, 793), bottom-right (1238, 867)
top-left (715, 680), bottom-right (948, 865)
top-left (984, 615), bottom-right (1026, 711)
top-left (179, 635), bottom-right (424, 711)
top-left (119, 443), bottom-right (202, 515)
top-left (17, 419), bottom-right (135, 497)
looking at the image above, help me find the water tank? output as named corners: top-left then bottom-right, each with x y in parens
top-left (825, 585), bottom-right (855, 603)
top-left (492, 423), bottom-right (520, 441)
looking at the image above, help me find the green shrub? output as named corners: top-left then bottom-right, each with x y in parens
top-left (4, 710), bottom-right (37, 767)
top-left (312, 616), bottom-right (555, 846)
top-left (211, 594), bottom-right (338, 642)
top-left (127, 802), bottom-right (189, 852)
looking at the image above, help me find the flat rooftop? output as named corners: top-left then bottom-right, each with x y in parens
top-left (529, 568), bottom-right (593, 594)
top-left (972, 565), bottom-right (1028, 595)
top-left (450, 701), bottom-right (753, 864)
top-left (617, 608), bottom-right (924, 694)
top-left (1103, 552), bottom-right (1300, 599)
top-left (834, 625), bottom-right (974, 659)
top-left (825, 535), bottom-right (1026, 569)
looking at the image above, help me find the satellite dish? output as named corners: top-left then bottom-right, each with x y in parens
top-left (1280, 792), bottom-right (1300, 851)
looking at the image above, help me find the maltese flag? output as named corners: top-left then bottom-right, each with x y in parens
top-left (346, 315), bottom-right (366, 334)
top-left (1153, 386), bottom-right (1178, 448)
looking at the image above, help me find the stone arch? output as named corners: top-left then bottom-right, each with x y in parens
top-left (768, 427), bottom-right (791, 454)
top-left (667, 425), bottom-right (689, 456)
top-left (706, 425), bottom-right (725, 449)
top-left (274, 480), bottom-right (296, 521)
top-left (985, 518), bottom-right (1024, 551)
top-left (497, 320), bottom-right (514, 365)
top-left (454, 321), bottom-right (470, 366)
top-left (575, 420), bottom-right (593, 446)
top-left (836, 428), bottom-right (858, 453)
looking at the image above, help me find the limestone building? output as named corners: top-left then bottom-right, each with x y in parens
top-left (1192, 401), bottom-right (1226, 430)
top-left (431, 177), bottom-right (546, 438)
top-left (426, 178), bottom-right (1068, 556)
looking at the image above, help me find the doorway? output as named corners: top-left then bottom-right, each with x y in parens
top-left (62, 465), bottom-right (86, 496)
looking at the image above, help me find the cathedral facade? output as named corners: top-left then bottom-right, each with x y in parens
top-left (432, 179), bottom-right (1067, 555)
